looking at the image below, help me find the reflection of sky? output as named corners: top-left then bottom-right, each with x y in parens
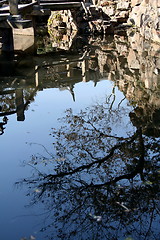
top-left (0, 79), bottom-right (131, 240)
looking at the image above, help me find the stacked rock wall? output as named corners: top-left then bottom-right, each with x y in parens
top-left (98, 0), bottom-right (160, 43)
top-left (100, 0), bottom-right (131, 23)
top-left (47, 1), bottom-right (160, 43)
top-left (128, 0), bottom-right (160, 43)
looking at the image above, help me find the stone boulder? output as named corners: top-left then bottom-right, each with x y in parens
top-left (128, 0), bottom-right (160, 43)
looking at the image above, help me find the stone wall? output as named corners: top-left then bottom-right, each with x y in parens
top-left (47, 1), bottom-right (160, 43)
top-left (100, 0), bottom-right (131, 23)
top-left (128, 0), bottom-right (160, 43)
top-left (97, 0), bottom-right (160, 43)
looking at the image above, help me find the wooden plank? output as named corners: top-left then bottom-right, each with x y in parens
top-left (0, 12), bottom-right (9, 21)
top-left (0, 0), bottom-right (7, 7)
top-left (18, 2), bottom-right (37, 14)
top-left (0, 110), bottom-right (16, 117)
top-left (40, 0), bottom-right (82, 2)
top-left (0, 89), bottom-right (15, 95)
top-left (0, 2), bottom-right (37, 14)
top-left (0, 12), bottom-right (9, 16)
top-left (0, 1), bottom-right (81, 15)
top-left (0, 5), bottom-right (10, 13)
top-left (40, 2), bottom-right (81, 10)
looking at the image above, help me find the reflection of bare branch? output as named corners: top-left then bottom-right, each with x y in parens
top-left (81, 128), bottom-right (144, 188)
top-left (27, 163), bottom-right (43, 176)
top-left (16, 96), bottom-right (160, 240)
top-left (144, 201), bottom-right (156, 240)
top-left (107, 85), bottom-right (116, 111)
top-left (116, 202), bottom-right (130, 212)
top-left (80, 146), bottom-right (99, 160)
top-left (118, 97), bottom-right (126, 109)
top-left (45, 129), bottom-right (140, 181)
top-left (83, 118), bottom-right (128, 140)
top-left (27, 142), bottom-right (54, 158)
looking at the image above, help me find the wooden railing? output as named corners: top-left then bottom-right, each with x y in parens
top-left (0, 0), bottom-right (82, 15)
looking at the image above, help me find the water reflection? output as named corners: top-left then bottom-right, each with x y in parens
top-left (7, 31), bottom-right (158, 239)
top-left (17, 97), bottom-right (160, 240)
top-left (0, 30), bottom-right (160, 238)
top-left (0, 30), bottom-right (160, 137)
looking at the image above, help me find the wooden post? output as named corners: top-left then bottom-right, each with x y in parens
top-left (35, 65), bottom-right (39, 87)
top-left (9, 0), bottom-right (18, 15)
top-left (1, 28), bottom-right (14, 52)
top-left (15, 89), bottom-right (25, 121)
top-left (82, 58), bottom-right (89, 82)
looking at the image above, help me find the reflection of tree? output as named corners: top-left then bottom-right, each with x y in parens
top-left (0, 116), bottom-right (8, 135)
top-left (130, 107), bottom-right (160, 138)
top-left (17, 98), bottom-right (160, 240)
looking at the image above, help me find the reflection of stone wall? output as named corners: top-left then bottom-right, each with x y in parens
top-left (89, 31), bottom-right (160, 136)
top-left (89, 31), bottom-right (160, 111)
top-left (128, 0), bottom-right (160, 43)
top-left (117, 30), bottom-right (160, 110)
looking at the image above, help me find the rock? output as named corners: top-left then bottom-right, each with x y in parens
top-left (102, 6), bottom-right (116, 16)
top-left (117, 1), bottom-right (130, 10)
top-left (115, 10), bottom-right (129, 23)
top-left (128, 0), bottom-right (160, 43)
top-left (127, 48), bottom-right (140, 69)
top-left (131, 0), bottom-right (141, 7)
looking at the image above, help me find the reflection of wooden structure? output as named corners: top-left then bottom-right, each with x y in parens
top-left (0, 87), bottom-right (38, 120)
top-left (0, 89), bottom-right (24, 120)
top-left (0, 49), bottom-right (100, 123)
top-left (34, 50), bottom-right (95, 86)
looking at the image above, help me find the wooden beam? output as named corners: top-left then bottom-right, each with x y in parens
top-left (0, 89), bottom-right (15, 94)
top-left (0, 110), bottom-right (16, 117)
top-left (40, 2), bottom-right (82, 10)
top-left (40, 0), bottom-right (82, 2)
top-left (0, 2), bottom-right (37, 14)
top-left (0, 0), bottom-right (7, 7)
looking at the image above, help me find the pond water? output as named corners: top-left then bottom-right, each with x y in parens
top-left (0, 30), bottom-right (160, 240)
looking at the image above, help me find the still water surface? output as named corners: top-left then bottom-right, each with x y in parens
top-left (0, 32), bottom-right (160, 240)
